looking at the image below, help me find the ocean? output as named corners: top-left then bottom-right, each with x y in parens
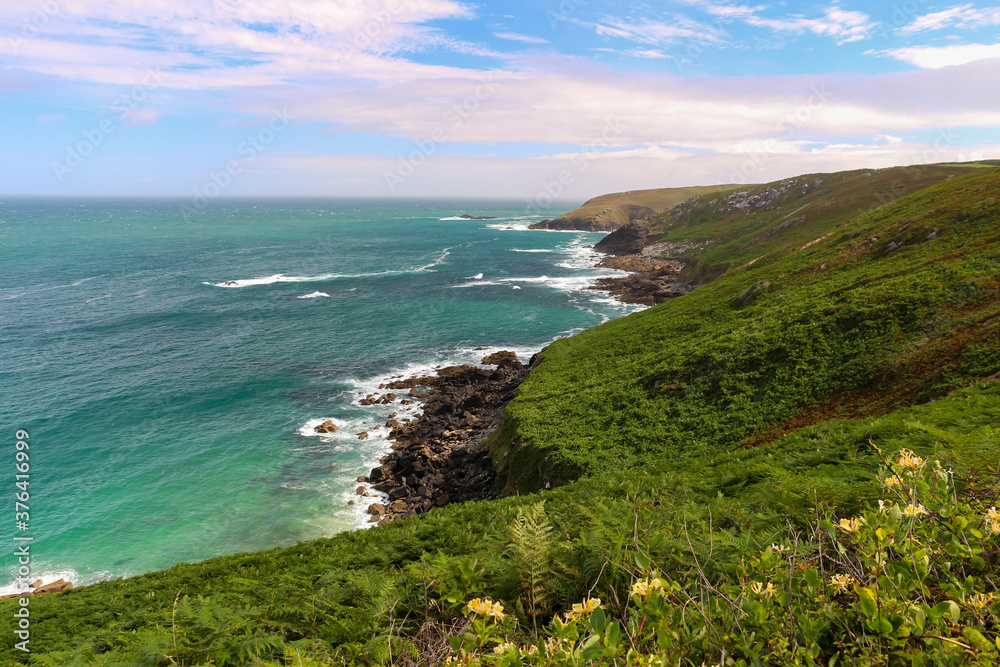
top-left (0, 198), bottom-right (642, 593)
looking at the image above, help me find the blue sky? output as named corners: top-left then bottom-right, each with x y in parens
top-left (1, 0), bottom-right (999, 201)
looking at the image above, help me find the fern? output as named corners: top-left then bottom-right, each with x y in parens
top-left (506, 501), bottom-right (559, 623)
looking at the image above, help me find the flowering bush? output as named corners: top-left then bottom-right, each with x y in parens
top-left (443, 446), bottom-right (1000, 666)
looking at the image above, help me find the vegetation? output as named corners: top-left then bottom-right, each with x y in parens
top-left (2, 165), bottom-right (999, 666)
top-left (541, 185), bottom-right (734, 229)
top-left (492, 166), bottom-right (1000, 494)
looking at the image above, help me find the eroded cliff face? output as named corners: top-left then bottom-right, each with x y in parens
top-left (529, 204), bottom-right (656, 231)
top-left (593, 221), bottom-right (649, 254)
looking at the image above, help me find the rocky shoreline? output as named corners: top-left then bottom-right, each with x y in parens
top-left (589, 222), bottom-right (696, 306)
top-left (339, 351), bottom-right (530, 525)
top-left (334, 223), bottom-right (694, 525)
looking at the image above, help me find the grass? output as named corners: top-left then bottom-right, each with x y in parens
top-left (489, 167), bottom-right (1000, 494)
top-left (546, 184), bottom-right (734, 228)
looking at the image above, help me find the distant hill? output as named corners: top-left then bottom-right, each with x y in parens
top-left (528, 184), bottom-right (735, 231)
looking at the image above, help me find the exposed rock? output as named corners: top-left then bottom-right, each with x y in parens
top-left (593, 222), bottom-right (648, 255)
top-left (365, 356), bottom-right (529, 525)
top-left (459, 214), bottom-right (499, 220)
top-left (29, 579), bottom-right (42, 589)
top-left (388, 485), bottom-right (412, 500)
top-left (357, 431), bottom-right (368, 440)
top-left (480, 350), bottom-right (521, 367)
top-left (590, 254), bottom-right (690, 306)
top-left (34, 579), bottom-right (73, 594)
top-left (735, 280), bottom-right (772, 307)
top-left (357, 475), bottom-right (368, 483)
top-left (314, 420), bottom-right (338, 434)
top-left (529, 205), bottom-right (656, 232)
top-left (367, 503), bottom-right (386, 515)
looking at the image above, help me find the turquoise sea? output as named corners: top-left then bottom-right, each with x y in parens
top-left (0, 199), bottom-right (641, 593)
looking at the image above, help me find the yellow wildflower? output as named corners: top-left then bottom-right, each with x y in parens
top-left (837, 517), bottom-right (864, 533)
top-left (883, 475), bottom-right (903, 488)
top-left (520, 644), bottom-right (539, 656)
top-left (564, 597), bottom-right (602, 622)
top-left (968, 593), bottom-right (995, 610)
top-left (896, 449), bottom-right (924, 472)
top-left (631, 578), bottom-right (664, 599)
top-left (545, 637), bottom-right (568, 657)
top-left (466, 597), bottom-right (505, 622)
top-left (750, 581), bottom-right (777, 599)
top-left (829, 574), bottom-right (856, 594)
top-left (903, 503), bottom-right (928, 518)
top-left (771, 543), bottom-right (790, 553)
top-left (493, 642), bottom-right (515, 655)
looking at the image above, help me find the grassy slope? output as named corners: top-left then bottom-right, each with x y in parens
top-left (649, 165), bottom-right (979, 268)
top-left (489, 167), bottom-right (1000, 494)
top-left (4, 384), bottom-right (999, 665)
top-left (547, 184), bottom-right (733, 228)
top-left (3, 166), bottom-right (1000, 665)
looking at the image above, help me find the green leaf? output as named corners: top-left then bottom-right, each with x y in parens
top-left (589, 608), bottom-right (608, 634)
top-left (634, 552), bottom-right (652, 570)
top-left (962, 627), bottom-right (993, 652)
top-left (859, 593), bottom-right (878, 619)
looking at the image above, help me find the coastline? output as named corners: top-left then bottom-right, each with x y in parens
top-left (344, 351), bottom-right (530, 524)
top-left (341, 227), bottom-right (685, 524)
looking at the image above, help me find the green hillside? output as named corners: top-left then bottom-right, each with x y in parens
top-left (3, 166), bottom-right (1000, 667)
top-left (491, 166), bottom-right (1000, 494)
top-left (529, 184), bottom-right (734, 231)
top-left (643, 164), bottom-right (985, 270)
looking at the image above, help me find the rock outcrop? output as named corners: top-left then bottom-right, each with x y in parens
top-left (314, 420), bottom-right (338, 434)
top-left (529, 205), bottom-right (656, 232)
top-left (593, 222), bottom-right (649, 255)
top-left (362, 353), bottom-right (530, 525)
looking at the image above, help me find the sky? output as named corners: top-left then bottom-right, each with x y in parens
top-left (1, 0), bottom-right (999, 204)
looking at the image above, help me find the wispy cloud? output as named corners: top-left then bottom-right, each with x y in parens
top-left (743, 6), bottom-right (875, 44)
top-left (494, 32), bottom-right (549, 44)
top-left (593, 16), bottom-right (726, 46)
top-left (898, 4), bottom-right (1000, 35)
top-left (37, 113), bottom-right (66, 123)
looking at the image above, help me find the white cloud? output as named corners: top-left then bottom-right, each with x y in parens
top-left (627, 49), bottom-right (668, 58)
top-left (248, 139), bottom-right (1000, 198)
top-left (744, 5), bottom-right (875, 44)
top-left (879, 42), bottom-right (1000, 68)
top-left (122, 107), bottom-right (163, 127)
top-left (593, 16), bottom-right (726, 46)
top-left (494, 32), bottom-right (549, 44)
top-left (898, 4), bottom-right (1000, 35)
top-left (874, 133), bottom-right (903, 144)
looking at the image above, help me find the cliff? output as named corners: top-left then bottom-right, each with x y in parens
top-left (528, 184), bottom-right (734, 231)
